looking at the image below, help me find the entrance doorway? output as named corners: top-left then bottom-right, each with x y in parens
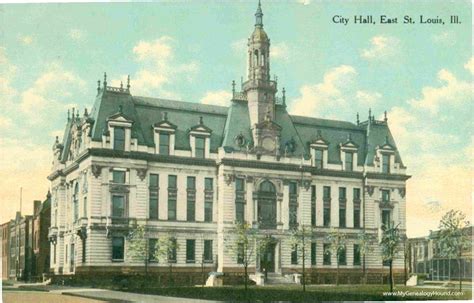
top-left (260, 242), bottom-right (276, 274)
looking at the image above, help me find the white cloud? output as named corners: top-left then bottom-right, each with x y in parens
top-left (129, 36), bottom-right (199, 98)
top-left (464, 56), bottom-right (474, 74)
top-left (19, 63), bottom-right (86, 122)
top-left (270, 42), bottom-right (290, 61)
top-left (297, 0), bottom-right (311, 5)
top-left (361, 35), bottom-right (400, 60)
top-left (200, 90), bottom-right (232, 106)
top-left (289, 65), bottom-right (358, 116)
top-left (407, 69), bottom-right (472, 115)
top-left (432, 31), bottom-right (455, 46)
top-left (231, 38), bottom-right (247, 54)
top-left (68, 29), bottom-right (86, 41)
top-left (355, 90), bottom-right (381, 106)
top-left (19, 35), bottom-right (33, 45)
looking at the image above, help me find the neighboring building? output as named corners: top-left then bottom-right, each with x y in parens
top-left (409, 226), bottom-right (473, 281)
top-left (1, 221), bottom-right (11, 280)
top-left (31, 192), bottom-right (52, 280)
top-left (9, 212), bottom-right (32, 281)
top-left (48, 2), bottom-right (409, 283)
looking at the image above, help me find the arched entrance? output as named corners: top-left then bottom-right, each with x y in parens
top-left (257, 180), bottom-right (277, 229)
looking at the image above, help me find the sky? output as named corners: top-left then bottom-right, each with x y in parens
top-left (0, 0), bottom-right (472, 237)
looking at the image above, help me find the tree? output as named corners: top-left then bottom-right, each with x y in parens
top-left (356, 230), bottom-right (373, 284)
top-left (156, 234), bottom-right (180, 286)
top-left (127, 224), bottom-right (158, 277)
top-left (380, 222), bottom-right (401, 292)
top-left (224, 222), bottom-right (259, 291)
top-left (325, 229), bottom-right (346, 286)
top-left (438, 210), bottom-right (471, 291)
top-left (290, 225), bottom-right (313, 291)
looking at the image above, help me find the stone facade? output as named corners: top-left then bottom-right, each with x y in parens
top-left (1, 221), bottom-right (10, 280)
top-left (48, 2), bottom-right (409, 283)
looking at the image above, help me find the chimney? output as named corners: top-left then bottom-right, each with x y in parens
top-left (33, 200), bottom-right (41, 216)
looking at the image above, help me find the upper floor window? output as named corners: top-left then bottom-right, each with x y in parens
top-left (114, 127), bottom-right (125, 151)
top-left (382, 154), bottom-right (390, 173)
top-left (168, 175), bottom-right (177, 220)
top-left (204, 178), bottom-right (213, 222)
top-left (381, 209), bottom-right (391, 227)
top-left (381, 189), bottom-right (390, 203)
top-left (195, 137), bottom-right (205, 159)
top-left (315, 149), bottom-right (323, 169)
top-left (149, 174), bottom-right (159, 220)
top-left (159, 133), bottom-right (170, 155)
top-left (311, 185), bottom-right (316, 226)
top-left (112, 170), bottom-right (126, 184)
top-left (323, 186), bottom-right (331, 227)
top-left (345, 152), bottom-right (353, 172)
top-left (353, 188), bottom-right (361, 228)
top-left (187, 177), bottom-right (196, 221)
top-left (235, 178), bottom-right (245, 223)
top-left (73, 183), bottom-right (79, 222)
top-left (112, 195), bottom-right (126, 217)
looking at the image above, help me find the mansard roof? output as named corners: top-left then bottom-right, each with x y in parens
top-left (58, 88), bottom-right (404, 168)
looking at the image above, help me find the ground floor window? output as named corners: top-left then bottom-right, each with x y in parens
top-left (353, 244), bottom-right (361, 265)
top-left (204, 240), bottom-right (213, 263)
top-left (291, 245), bottom-right (298, 265)
top-left (311, 242), bottom-right (316, 265)
top-left (112, 237), bottom-right (124, 261)
top-left (186, 239), bottom-right (195, 263)
top-left (323, 244), bottom-right (331, 265)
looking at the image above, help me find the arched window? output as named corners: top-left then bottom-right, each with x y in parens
top-left (254, 50), bottom-right (259, 66)
top-left (73, 183), bottom-right (79, 222)
top-left (260, 180), bottom-right (276, 193)
top-left (261, 53), bottom-right (265, 66)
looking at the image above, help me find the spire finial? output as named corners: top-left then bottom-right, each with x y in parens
top-left (368, 108), bottom-right (372, 120)
top-left (72, 107), bottom-right (75, 119)
top-left (255, 0), bottom-right (263, 27)
top-left (384, 110), bottom-right (388, 122)
top-left (282, 87), bottom-right (286, 106)
top-left (199, 116), bottom-right (203, 125)
top-left (67, 109), bottom-right (70, 121)
top-left (97, 80), bottom-right (101, 93)
top-left (103, 72), bottom-right (107, 87)
top-left (356, 112), bottom-right (360, 125)
top-left (55, 136), bottom-right (59, 144)
top-left (84, 108), bottom-right (88, 117)
top-left (127, 75), bottom-right (131, 90)
top-left (232, 80), bottom-right (236, 95)
top-left (163, 112), bottom-right (168, 121)
top-left (120, 81), bottom-right (123, 89)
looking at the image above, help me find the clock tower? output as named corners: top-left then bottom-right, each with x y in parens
top-left (243, 0), bottom-right (281, 154)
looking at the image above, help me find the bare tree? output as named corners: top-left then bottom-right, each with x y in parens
top-left (356, 230), bottom-right (373, 284)
top-left (380, 222), bottom-right (401, 292)
top-left (438, 210), bottom-right (471, 291)
top-left (156, 234), bottom-right (180, 287)
top-left (290, 225), bottom-right (313, 291)
top-left (325, 229), bottom-right (347, 286)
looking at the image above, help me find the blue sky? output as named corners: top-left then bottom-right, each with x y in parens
top-left (0, 0), bottom-right (472, 236)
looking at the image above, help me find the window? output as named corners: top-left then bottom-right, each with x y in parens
top-left (149, 238), bottom-right (158, 262)
top-left (382, 154), bottom-right (390, 173)
top-left (381, 189), bottom-right (390, 203)
top-left (70, 243), bottom-right (75, 270)
top-left (235, 178), bottom-right (245, 223)
top-left (323, 244), bottom-right (331, 265)
top-left (82, 238), bottom-right (86, 263)
top-left (168, 238), bottom-right (177, 263)
top-left (168, 175), bottom-right (177, 220)
top-left (353, 244), bottom-right (361, 265)
top-left (112, 195), bottom-right (125, 217)
top-left (149, 174), bottom-right (159, 220)
top-left (353, 188), bottom-right (361, 228)
top-left (289, 182), bottom-right (298, 228)
top-left (187, 177), bottom-right (196, 221)
top-left (291, 245), bottom-right (298, 265)
top-left (204, 240), bottom-right (213, 263)
top-left (112, 170), bottom-right (126, 184)
top-left (186, 239), bottom-right (195, 263)
top-left (73, 184), bottom-right (79, 222)
top-left (339, 187), bottom-right (346, 228)
top-left (345, 152), bottom-right (353, 171)
top-left (112, 237), bottom-right (124, 261)
top-left (159, 133), bottom-right (170, 155)
top-left (83, 197), bottom-right (87, 218)
top-left (311, 242), bottom-right (316, 266)
top-left (311, 185), bottom-right (316, 226)
top-left (204, 178), bottom-right (213, 222)
top-left (323, 186), bottom-right (331, 227)
top-left (338, 246), bottom-right (346, 265)
top-left (237, 243), bottom-right (244, 264)
top-left (315, 149), bottom-right (323, 169)
top-left (195, 137), bottom-right (205, 158)
top-left (382, 210), bottom-right (391, 227)
top-left (114, 127), bottom-right (125, 151)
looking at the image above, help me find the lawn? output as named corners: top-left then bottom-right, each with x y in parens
top-left (121, 284), bottom-right (472, 301)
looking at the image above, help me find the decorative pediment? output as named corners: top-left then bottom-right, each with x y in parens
top-left (107, 113), bottom-right (133, 123)
top-left (255, 119), bottom-right (282, 131)
top-left (309, 130), bottom-right (329, 147)
top-left (153, 112), bottom-right (177, 130)
top-left (377, 136), bottom-right (396, 151)
top-left (189, 116), bottom-right (212, 134)
top-left (340, 133), bottom-right (359, 149)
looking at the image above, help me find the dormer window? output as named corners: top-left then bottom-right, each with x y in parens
top-left (153, 112), bottom-right (177, 156)
top-left (310, 130), bottom-right (329, 169)
top-left (339, 133), bottom-right (358, 172)
top-left (344, 152), bottom-right (354, 172)
top-left (376, 136), bottom-right (396, 174)
top-left (114, 127), bottom-right (125, 151)
top-left (382, 154), bottom-right (390, 173)
top-left (189, 116), bottom-right (212, 159)
top-left (315, 149), bottom-right (323, 169)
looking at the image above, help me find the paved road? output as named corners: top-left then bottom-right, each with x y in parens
top-left (3, 291), bottom-right (107, 303)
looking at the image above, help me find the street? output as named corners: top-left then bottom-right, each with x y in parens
top-left (3, 291), bottom-right (108, 303)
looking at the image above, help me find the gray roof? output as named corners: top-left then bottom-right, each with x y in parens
top-left (60, 90), bottom-right (404, 168)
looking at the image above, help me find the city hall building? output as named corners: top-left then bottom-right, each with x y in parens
top-left (48, 2), bottom-right (409, 283)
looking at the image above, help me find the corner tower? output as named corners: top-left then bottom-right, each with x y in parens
top-left (243, 1), bottom-right (280, 153)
